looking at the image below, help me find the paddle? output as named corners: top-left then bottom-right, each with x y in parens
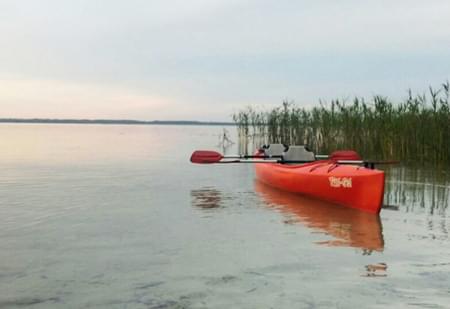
top-left (190, 150), bottom-right (399, 167)
top-left (190, 150), bottom-right (284, 164)
top-left (190, 150), bottom-right (285, 164)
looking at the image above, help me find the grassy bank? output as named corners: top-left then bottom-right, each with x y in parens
top-left (233, 82), bottom-right (450, 165)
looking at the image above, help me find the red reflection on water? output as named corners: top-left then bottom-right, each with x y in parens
top-left (255, 180), bottom-right (384, 252)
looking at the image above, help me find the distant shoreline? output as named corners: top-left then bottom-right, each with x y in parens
top-left (0, 118), bottom-right (235, 126)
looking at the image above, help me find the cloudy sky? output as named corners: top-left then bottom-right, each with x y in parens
top-left (1, 0), bottom-right (449, 121)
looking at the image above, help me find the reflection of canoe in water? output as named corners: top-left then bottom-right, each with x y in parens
top-left (255, 180), bottom-right (384, 252)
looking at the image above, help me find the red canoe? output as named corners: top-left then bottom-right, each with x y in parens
top-left (255, 159), bottom-right (385, 214)
top-left (189, 147), bottom-right (386, 214)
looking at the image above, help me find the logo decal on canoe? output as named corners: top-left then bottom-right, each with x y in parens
top-left (329, 177), bottom-right (352, 188)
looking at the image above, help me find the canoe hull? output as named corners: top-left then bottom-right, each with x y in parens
top-left (255, 161), bottom-right (385, 214)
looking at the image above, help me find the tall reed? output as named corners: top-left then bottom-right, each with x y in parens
top-left (233, 82), bottom-right (450, 166)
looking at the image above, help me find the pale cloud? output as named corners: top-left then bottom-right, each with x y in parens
top-left (0, 79), bottom-right (175, 119)
top-left (0, 0), bottom-right (449, 120)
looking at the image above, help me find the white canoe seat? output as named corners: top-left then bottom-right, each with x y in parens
top-left (262, 144), bottom-right (287, 157)
top-left (282, 145), bottom-right (315, 161)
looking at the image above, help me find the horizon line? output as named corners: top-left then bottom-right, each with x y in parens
top-left (0, 118), bottom-right (235, 126)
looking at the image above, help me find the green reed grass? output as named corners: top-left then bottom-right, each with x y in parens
top-left (233, 82), bottom-right (450, 166)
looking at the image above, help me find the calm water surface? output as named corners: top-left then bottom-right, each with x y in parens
top-left (0, 124), bottom-right (449, 308)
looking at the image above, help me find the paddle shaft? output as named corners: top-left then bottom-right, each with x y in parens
top-left (218, 159), bottom-right (399, 166)
top-left (222, 154), bottom-right (329, 160)
top-left (218, 159), bottom-right (312, 164)
top-left (222, 155), bottom-right (282, 159)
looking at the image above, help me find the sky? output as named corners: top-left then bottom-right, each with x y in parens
top-left (1, 0), bottom-right (449, 121)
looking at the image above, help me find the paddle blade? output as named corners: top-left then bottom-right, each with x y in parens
top-left (330, 150), bottom-right (361, 161)
top-left (190, 150), bottom-right (223, 164)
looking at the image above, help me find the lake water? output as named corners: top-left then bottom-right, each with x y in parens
top-left (1, 124), bottom-right (449, 308)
